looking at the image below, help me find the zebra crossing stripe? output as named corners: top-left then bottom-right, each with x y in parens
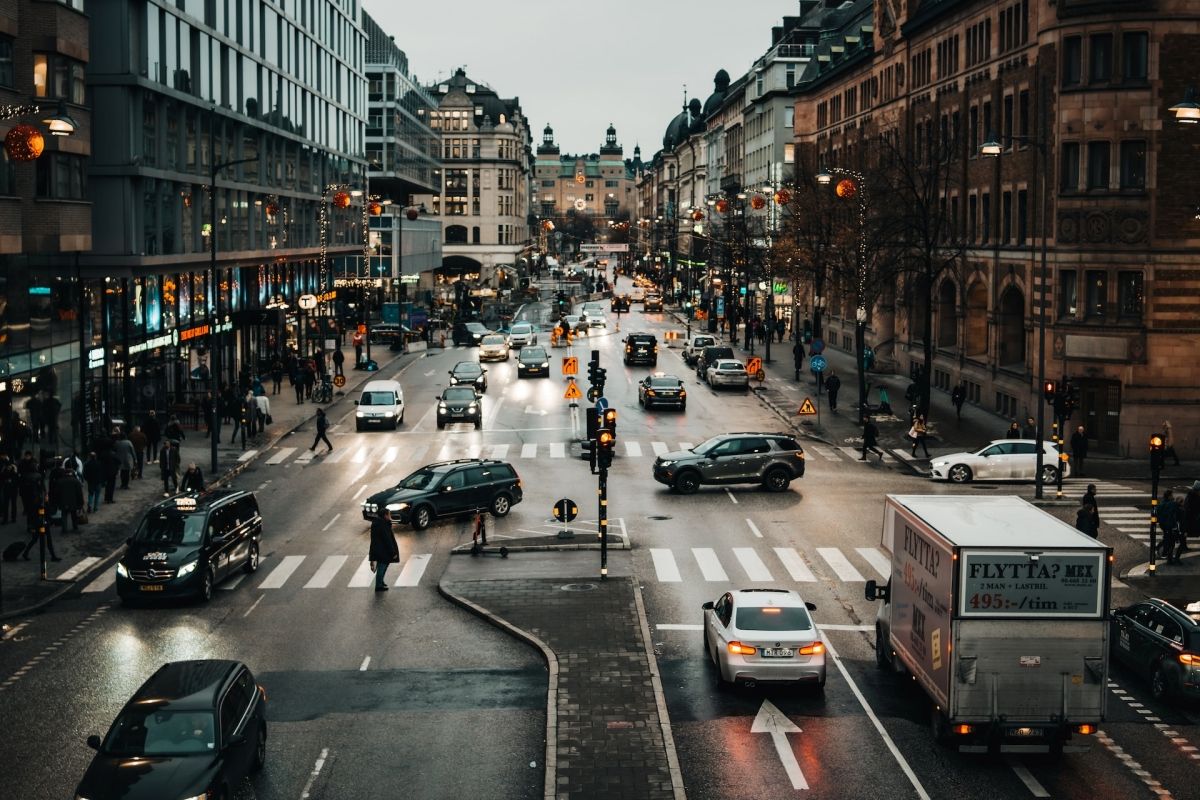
top-left (237, 449), bottom-right (259, 462)
top-left (651, 548), bottom-right (682, 582)
top-left (305, 555), bottom-right (348, 589)
top-left (549, 443), bottom-right (566, 458)
top-left (818, 547), bottom-right (866, 582)
top-left (382, 447), bottom-right (399, 463)
top-left (625, 441), bottom-right (642, 458)
top-left (266, 447), bottom-right (296, 465)
top-left (774, 547), bottom-right (816, 582)
top-left (693, 548), bottom-right (728, 582)
top-left (56, 557), bottom-right (101, 582)
top-left (294, 449), bottom-right (317, 464)
top-left (258, 555), bottom-right (305, 589)
top-left (351, 447), bottom-right (369, 464)
top-left (324, 446), bottom-right (351, 463)
top-left (732, 547), bottom-right (773, 581)
top-left (394, 554), bottom-right (432, 587)
top-left (808, 446), bottom-right (839, 461)
top-left (520, 443), bottom-right (537, 459)
top-left (82, 568), bottom-right (117, 593)
top-left (348, 559), bottom-right (376, 587)
top-left (489, 444), bottom-right (509, 459)
top-left (856, 547), bottom-right (892, 579)
top-left (652, 441), bottom-right (668, 456)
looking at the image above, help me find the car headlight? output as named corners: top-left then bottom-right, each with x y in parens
top-left (438, 403), bottom-right (447, 410)
top-left (383, 411), bottom-right (394, 417)
top-left (356, 411), bottom-right (366, 417)
top-left (539, 362), bottom-right (549, 368)
top-left (178, 559), bottom-right (198, 577)
top-left (932, 460), bottom-right (949, 467)
top-left (467, 404), bottom-right (478, 411)
top-left (116, 562), bottom-right (129, 578)
top-left (179, 794), bottom-right (209, 800)
top-left (386, 502), bottom-right (409, 512)
top-left (363, 503), bottom-right (378, 512)
top-left (659, 460), bottom-right (676, 467)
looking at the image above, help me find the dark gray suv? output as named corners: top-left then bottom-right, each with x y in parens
top-left (652, 433), bottom-right (806, 494)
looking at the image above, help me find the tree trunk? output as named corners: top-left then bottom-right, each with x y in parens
top-left (920, 263), bottom-right (936, 417)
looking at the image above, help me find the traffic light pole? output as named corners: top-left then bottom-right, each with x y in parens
top-left (598, 465), bottom-right (608, 580)
top-left (1149, 434), bottom-right (1164, 577)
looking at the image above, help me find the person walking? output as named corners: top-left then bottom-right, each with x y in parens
top-left (0, 454), bottom-right (17, 524)
top-left (310, 408), bottom-right (333, 454)
top-left (1005, 420), bottom-right (1022, 439)
top-left (200, 391), bottom-right (215, 434)
top-left (1163, 420), bottom-right (1181, 466)
top-left (910, 414), bottom-right (931, 458)
top-left (775, 317), bottom-right (785, 344)
top-left (20, 488), bottom-right (58, 561)
top-left (369, 507), bottom-right (400, 591)
top-left (1021, 416), bottom-right (1037, 439)
top-left (877, 386), bottom-right (893, 416)
top-left (1159, 489), bottom-right (1183, 563)
top-left (164, 414), bottom-right (185, 443)
top-left (951, 383), bottom-right (966, 420)
top-left (115, 432), bottom-right (137, 490)
top-left (255, 393), bottom-right (271, 434)
top-left (792, 340), bottom-right (805, 381)
top-left (1075, 497), bottom-right (1100, 537)
top-left (180, 462), bottom-right (206, 493)
top-left (159, 441), bottom-right (180, 495)
top-left (101, 439), bottom-right (120, 504)
top-left (53, 468), bottom-right (85, 532)
top-left (129, 426), bottom-right (147, 479)
top-left (82, 451), bottom-right (104, 513)
top-left (332, 347), bottom-right (345, 378)
top-left (271, 358), bottom-right (284, 395)
top-left (1070, 425), bottom-right (1089, 477)
top-left (303, 361), bottom-right (316, 401)
top-left (293, 362), bottom-right (305, 404)
top-left (825, 370), bottom-right (841, 413)
top-left (143, 410), bottom-right (161, 463)
top-left (860, 416), bottom-right (884, 461)
top-left (1182, 481), bottom-right (1200, 556)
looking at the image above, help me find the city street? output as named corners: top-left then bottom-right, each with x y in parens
top-left (0, 285), bottom-right (1196, 799)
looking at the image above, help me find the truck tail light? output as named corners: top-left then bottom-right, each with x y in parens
top-left (799, 642), bottom-right (825, 656)
top-left (953, 724), bottom-right (973, 736)
top-left (1179, 652), bottom-right (1199, 667)
top-left (1074, 724), bottom-right (1096, 735)
top-left (727, 641), bottom-right (757, 656)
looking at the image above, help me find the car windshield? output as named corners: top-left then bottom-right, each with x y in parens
top-left (442, 388), bottom-right (477, 403)
top-left (511, 324), bottom-right (531, 334)
top-left (481, 335), bottom-right (505, 346)
top-left (133, 512), bottom-right (206, 547)
top-left (735, 606), bottom-right (813, 632)
top-left (359, 391), bottom-right (395, 406)
top-left (691, 436), bottom-right (726, 455)
top-left (466, 323), bottom-right (487, 332)
top-left (521, 348), bottom-right (547, 360)
top-left (649, 377), bottom-right (680, 388)
top-left (103, 708), bottom-right (217, 757)
top-left (397, 468), bottom-right (438, 490)
top-left (453, 363), bottom-right (481, 376)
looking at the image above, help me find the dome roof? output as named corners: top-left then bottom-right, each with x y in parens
top-left (662, 108), bottom-right (690, 151)
top-left (688, 97), bottom-right (705, 134)
top-left (702, 69), bottom-right (732, 120)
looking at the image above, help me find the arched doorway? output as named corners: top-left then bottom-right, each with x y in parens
top-left (964, 281), bottom-right (988, 357)
top-left (937, 279), bottom-right (957, 348)
top-left (445, 225), bottom-right (468, 244)
top-left (997, 286), bottom-right (1026, 367)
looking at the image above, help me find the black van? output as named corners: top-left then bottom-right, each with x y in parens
top-left (624, 333), bottom-right (659, 366)
top-left (696, 345), bottom-right (735, 381)
top-left (116, 490), bottom-right (263, 604)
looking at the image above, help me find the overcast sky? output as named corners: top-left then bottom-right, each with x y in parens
top-left (362, 0), bottom-right (800, 158)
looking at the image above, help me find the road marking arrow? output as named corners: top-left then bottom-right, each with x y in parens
top-left (751, 699), bottom-right (808, 790)
top-left (524, 405), bottom-right (548, 416)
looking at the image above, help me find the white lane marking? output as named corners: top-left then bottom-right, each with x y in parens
top-left (485, 396), bottom-right (505, 429)
top-left (258, 555), bottom-right (305, 589)
top-left (322, 513), bottom-right (341, 532)
top-left (819, 623), bottom-right (875, 632)
top-left (652, 441), bottom-right (668, 456)
top-left (752, 700), bottom-right (808, 790)
top-left (304, 555), bottom-right (348, 589)
top-left (56, 557), bottom-right (101, 582)
top-left (267, 447), bottom-right (297, 465)
top-left (352, 485), bottom-right (368, 500)
top-left (725, 488), bottom-right (739, 504)
top-left (295, 449), bottom-right (317, 465)
top-left (824, 637), bottom-right (932, 800)
top-left (348, 559), bottom-right (375, 588)
top-left (692, 548), bottom-right (728, 582)
top-left (774, 547), bottom-right (817, 582)
top-left (359, 656), bottom-right (371, 671)
top-left (382, 446), bottom-right (399, 463)
top-left (745, 519), bottom-right (763, 538)
top-left (1008, 761), bottom-right (1051, 797)
top-left (856, 547), bottom-right (892, 579)
top-left (808, 445), bottom-right (840, 461)
top-left (625, 441), bottom-right (642, 458)
top-left (352, 447), bottom-right (369, 463)
top-left (299, 747), bottom-right (330, 800)
top-left (651, 548), bottom-right (682, 582)
top-left (375, 462), bottom-right (389, 474)
top-left (679, 442), bottom-right (694, 451)
top-left (81, 568), bottom-right (117, 593)
top-left (237, 449), bottom-right (259, 462)
top-left (490, 443), bottom-right (510, 459)
top-left (617, 517), bottom-right (629, 545)
top-left (733, 547), bottom-right (773, 581)
top-left (521, 443), bottom-right (538, 459)
top-left (242, 594), bottom-right (265, 618)
top-left (324, 445), bottom-right (350, 463)
top-left (406, 443), bottom-right (429, 464)
top-left (818, 547), bottom-right (865, 582)
top-left (549, 442), bottom-right (566, 458)
top-left (394, 554), bottom-right (431, 586)
top-left (657, 623), bottom-right (703, 631)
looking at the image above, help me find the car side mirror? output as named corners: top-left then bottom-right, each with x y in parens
top-left (86, 734), bottom-right (102, 751)
top-left (864, 579), bottom-right (890, 603)
top-left (125, 537), bottom-right (132, 546)
top-left (225, 732), bottom-right (246, 750)
top-left (981, 452), bottom-right (989, 458)
top-left (805, 602), bottom-right (817, 611)
top-left (702, 601), bottom-right (714, 610)
top-left (353, 400), bottom-right (359, 405)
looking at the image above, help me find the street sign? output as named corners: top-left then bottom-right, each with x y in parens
top-left (552, 498), bottom-right (578, 523)
top-left (810, 355), bottom-right (827, 373)
top-left (587, 386), bottom-right (600, 402)
top-left (298, 294), bottom-right (317, 310)
top-left (797, 397), bottom-right (817, 415)
top-left (746, 357), bottom-right (762, 377)
top-left (564, 380), bottom-right (582, 400)
top-left (562, 356), bottom-right (578, 375)
top-left (810, 338), bottom-right (825, 355)
top-left (594, 396), bottom-right (610, 413)
top-left (332, 375), bottom-right (346, 388)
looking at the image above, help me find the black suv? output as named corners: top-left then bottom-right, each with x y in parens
top-left (436, 386), bottom-right (482, 429)
top-left (452, 321), bottom-right (491, 346)
top-left (696, 345), bottom-right (735, 381)
top-left (362, 458), bottom-right (523, 530)
top-left (77, 660), bottom-right (267, 800)
top-left (116, 490), bottom-right (262, 603)
top-left (624, 333), bottom-right (659, 366)
top-left (652, 433), bottom-right (806, 494)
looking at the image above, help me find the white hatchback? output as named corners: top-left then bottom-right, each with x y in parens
top-left (703, 588), bottom-right (826, 690)
top-left (929, 439), bottom-right (1070, 484)
top-left (507, 322), bottom-right (537, 348)
top-left (478, 334), bottom-right (509, 361)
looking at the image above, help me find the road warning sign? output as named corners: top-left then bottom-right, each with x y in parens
top-left (564, 380), bottom-right (582, 400)
top-left (797, 397), bottom-right (818, 416)
top-left (562, 356), bottom-right (578, 375)
top-left (746, 357), bottom-right (762, 376)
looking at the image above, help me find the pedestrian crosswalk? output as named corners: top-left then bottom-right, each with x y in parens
top-left (647, 545), bottom-right (890, 585)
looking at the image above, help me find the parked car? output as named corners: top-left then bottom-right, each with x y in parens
top-left (706, 359), bottom-right (750, 390)
top-left (448, 361), bottom-right (488, 393)
top-left (115, 491), bottom-right (262, 604)
top-left (76, 660), bottom-right (268, 800)
top-left (507, 322), bottom-right (538, 348)
top-left (478, 333), bottom-right (510, 362)
top-left (517, 345), bottom-right (551, 378)
top-left (703, 589), bottom-right (826, 690)
top-left (929, 440), bottom-right (1069, 484)
top-left (696, 345), bottom-right (735, 381)
top-left (452, 321), bottom-right (491, 346)
top-left (683, 334), bottom-right (717, 365)
top-left (1111, 597), bottom-right (1200, 701)
top-left (623, 333), bottom-right (658, 366)
top-left (362, 458), bottom-right (523, 530)
top-left (643, 293), bottom-right (664, 312)
top-left (652, 432), bottom-right (806, 494)
top-left (638, 374), bottom-right (686, 411)
top-left (436, 386), bottom-right (482, 430)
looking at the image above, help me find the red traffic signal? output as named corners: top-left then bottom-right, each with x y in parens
top-left (1043, 380), bottom-right (1057, 402)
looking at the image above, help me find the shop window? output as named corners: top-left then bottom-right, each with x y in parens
top-left (1059, 270), bottom-right (1077, 318)
top-left (1119, 140), bottom-right (1146, 190)
top-left (1086, 142), bottom-right (1110, 190)
top-left (0, 36), bottom-right (13, 88)
top-left (162, 275), bottom-right (178, 329)
top-left (1117, 271), bottom-right (1143, 318)
top-left (1085, 270), bottom-right (1106, 318)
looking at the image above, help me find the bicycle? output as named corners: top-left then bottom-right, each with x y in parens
top-left (312, 376), bottom-right (333, 404)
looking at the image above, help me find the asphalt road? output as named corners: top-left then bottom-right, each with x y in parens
top-left (1, 286), bottom-right (1197, 800)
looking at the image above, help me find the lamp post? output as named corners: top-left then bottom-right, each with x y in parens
top-left (980, 71), bottom-right (1051, 499)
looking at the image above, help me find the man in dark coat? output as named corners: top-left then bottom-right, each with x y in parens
top-left (1070, 425), bottom-right (1089, 477)
top-left (143, 410), bottom-right (161, 463)
top-left (332, 347), bottom-right (345, 377)
top-left (53, 468), bottom-right (85, 531)
top-left (159, 441), bottom-right (180, 495)
top-left (792, 340), bottom-right (805, 382)
top-left (824, 370), bottom-right (841, 413)
top-left (860, 417), bottom-right (884, 461)
top-left (83, 451), bottom-right (104, 513)
top-left (369, 508), bottom-right (400, 591)
top-left (128, 426), bottom-right (147, 479)
top-left (1160, 490), bottom-right (1183, 563)
top-left (100, 436), bottom-right (121, 503)
top-left (310, 408), bottom-right (333, 454)
top-left (20, 487), bottom-right (58, 562)
top-left (0, 454), bottom-right (17, 523)
top-left (17, 451), bottom-right (43, 519)
top-left (951, 384), bottom-right (966, 420)
top-left (180, 462), bottom-right (205, 493)
top-left (115, 432), bottom-right (137, 489)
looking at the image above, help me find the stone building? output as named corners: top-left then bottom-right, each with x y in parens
top-left (533, 123), bottom-right (636, 234)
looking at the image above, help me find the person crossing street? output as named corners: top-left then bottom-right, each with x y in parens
top-left (369, 507), bottom-right (400, 591)
top-left (860, 416), bottom-right (884, 461)
top-left (310, 408), bottom-right (333, 454)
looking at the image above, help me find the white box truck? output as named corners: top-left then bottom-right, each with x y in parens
top-left (865, 495), bottom-right (1111, 754)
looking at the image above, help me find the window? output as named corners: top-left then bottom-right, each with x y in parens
top-left (1119, 140), bottom-right (1146, 189)
top-left (1063, 36), bottom-right (1082, 87)
top-left (35, 153), bottom-right (88, 200)
top-left (1016, 189), bottom-right (1028, 245)
top-left (1085, 270), bottom-right (1106, 318)
top-left (1122, 32), bottom-right (1148, 81)
top-left (981, 192), bottom-right (991, 243)
top-left (0, 36), bottom-right (13, 88)
top-left (982, 102), bottom-right (992, 148)
top-left (1089, 34), bottom-right (1113, 83)
top-left (33, 53), bottom-right (85, 103)
top-left (969, 105), bottom-right (979, 151)
top-left (1018, 90), bottom-right (1030, 139)
top-left (1002, 190), bottom-right (1012, 243)
top-left (1002, 94), bottom-right (1014, 143)
top-left (1087, 141), bottom-right (1110, 189)
top-left (1059, 270), bottom-right (1077, 318)
top-left (784, 143), bottom-right (795, 163)
top-left (541, 180), bottom-right (554, 188)
top-left (1060, 142), bottom-right (1080, 191)
top-left (1117, 271), bottom-right (1143, 318)
top-left (968, 194), bottom-right (978, 242)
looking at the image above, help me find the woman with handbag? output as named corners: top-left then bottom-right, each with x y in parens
top-left (910, 415), bottom-right (931, 458)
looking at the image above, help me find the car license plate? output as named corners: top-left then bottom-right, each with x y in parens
top-left (140, 584), bottom-right (164, 592)
top-left (760, 648), bottom-right (794, 658)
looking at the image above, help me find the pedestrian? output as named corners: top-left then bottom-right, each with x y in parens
top-left (1159, 489), bottom-right (1183, 563)
top-left (1163, 420), bottom-right (1181, 466)
top-left (310, 407), bottom-right (333, 454)
top-left (143, 410), bottom-right (161, 463)
top-left (165, 414), bottom-right (185, 442)
top-left (1021, 416), bottom-right (1037, 439)
top-left (0, 454), bottom-right (17, 523)
top-left (910, 414), bottom-right (931, 458)
top-left (860, 416), bottom-right (884, 461)
top-left (271, 358), bottom-right (284, 395)
top-left (115, 431), bottom-right (136, 489)
top-left (101, 440), bottom-right (120, 503)
top-left (1075, 497), bottom-right (1099, 537)
top-left (252, 375), bottom-right (266, 397)
top-left (83, 451), bottom-right (104, 513)
top-left (20, 489), bottom-right (59, 561)
top-left (180, 462), bottom-right (205, 493)
top-left (303, 361), bottom-right (316, 400)
top-left (877, 386), bottom-right (893, 416)
top-left (369, 507), bottom-right (400, 592)
top-left (229, 395), bottom-right (245, 444)
top-left (293, 363), bottom-right (305, 404)
top-left (129, 426), bottom-right (147, 479)
top-left (1182, 481), bottom-right (1200, 555)
top-left (353, 334), bottom-right (364, 367)
top-left (1005, 420), bottom-right (1022, 439)
top-left (1081, 483), bottom-right (1100, 526)
top-left (951, 383), bottom-right (966, 420)
top-left (333, 347), bottom-right (345, 377)
top-left (53, 468), bottom-right (84, 532)
top-left (775, 317), bottom-right (785, 343)
top-left (1070, 425), bottom-right (1089, 477)
top-left (792, 340), bottom-right (805, 381)
top-left (159, 440), bottom-right (180, 495)
top-left (255, 393), bottom-right (271, 433)
top-left (62, 450), bottom-right (83, 477)
top-left (234, 396), bottom-right (249, 448)
top-left (824, 370), bottom-right (841, 413)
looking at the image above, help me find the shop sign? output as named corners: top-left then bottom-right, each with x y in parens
top-left (316, 289), bottom-right (338, 303)
top-left (399, 275), bottom-right (418, 284)
top-left (774, 281), bottom-right (789, 294)
top-left (87, 347), bottom-right (105, 369)
top-left (180, 324), bottom-right (210, 342)
top-left (298, 294), bottom-right (318, 310)
top-left (129, 333), bottom-right (174, 354)
top-left (213, 316), bottom-right (234, 334)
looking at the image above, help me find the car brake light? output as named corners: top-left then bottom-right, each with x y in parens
top-left (953, 724), bottom-right (973, 735)
top-left (1180, 652), bottom-right (1199, 666)
top-left (1075, 723), bottom-right (1096, 735)
top-left (799, 642), bottom-right (825, 656)
top-left (794, 452), bottom-right (805, 459)
top-left (727, 641), bottom-right (757, 656)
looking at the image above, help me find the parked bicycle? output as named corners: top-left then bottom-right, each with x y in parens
top-left (312, 374), bottom-right (333, 404)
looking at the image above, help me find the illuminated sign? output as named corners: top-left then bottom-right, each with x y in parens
top-left (180, 324), bottom-right (209, 342)
top-left (87, 347), bottom-right (105, 369)
top-left (128, 334), bottom-right (174, 355)
top-left (29, 286), bottom-right (51, 296)
top-left (316, 289), bottom-right (338, 303)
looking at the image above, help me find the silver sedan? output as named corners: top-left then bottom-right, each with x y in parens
top-left (705, 359), bottom-right (749, 389)
top-left (703, 589), bottom-right (827, 690)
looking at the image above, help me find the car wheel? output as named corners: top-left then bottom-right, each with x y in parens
top-left (198, 567), bottom-right (214, 603)
top-left (1039, 465), bottom-right (1059, 484)
top-left (1151, 663), bottom-right (1171, 700)
top-left (679, 402), bottom-right (686, 412)
top-left (244, 542), bottom-right (260, 574)
top-left (702, 625), bottom-right (711, 653)
top-left (250, 724), bottom-right (267, 773)
top-left (491, 493), bottom-right (513, 517)
top-left (673, 470), bottom-right (700, 495)
top-left (355, 422), bottom-right (364, 432)
top-left (474, 419), bottom-right (482, 430)
top-left (411, 505), bottom-right (433, 531)
top-left (437, 420), bottom-right (446, 430)
top-left (948, 464), bottom-right (973, 484)
top-left (763, 467), bottom-right (791, 493)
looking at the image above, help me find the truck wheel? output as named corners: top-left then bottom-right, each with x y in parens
top-left (874, 625), bottom-right (890, 670)
top-left (930, 704), bottom-right (950, 745)
top-left (948, 464), bottom-right (973, 483)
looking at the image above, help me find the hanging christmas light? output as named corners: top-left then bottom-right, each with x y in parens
top-left (715, 198), bottom-right (730, 214)
top-left (773, 188), bottom-right (791, 206)
top-left (691, 209), bottom-right (704, 222)
top-left (750, 194), bottom-right (767, 210)
top-left (368, 200), bottom-right (383, 216)
top-left (333, 190), bottom-right (352, 209)
top-left (836, 179), bottom-right (857, 199)
top-left (4, 124), bottom-right (44, 162)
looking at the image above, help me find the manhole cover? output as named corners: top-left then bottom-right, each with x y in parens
top-left (648, 515), bottom-right (672, 521)
top-left (560, 583), bottom-right (598, 592)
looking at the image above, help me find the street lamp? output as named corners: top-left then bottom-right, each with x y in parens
top-left (1169, 87), bottom-right (1200, 124)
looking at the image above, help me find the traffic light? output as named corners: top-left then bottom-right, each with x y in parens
top-left (581, 438), bottom-right (597, 472)
top-left (1150, 433), bottom-right (1166, 472)
top-left (585, 407), bottom-right (598, 440)
top-left (1043, 380), bottom-right (1057, 403)
top-left (588, 362), bottom-right (607, 390)
top-left (602, 408), bottom-right (617, 439)
top-left (597, 427), bottom-right (615, 469)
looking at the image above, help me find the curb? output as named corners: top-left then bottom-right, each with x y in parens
top-left (630, 575), bottom-right (688, 799)
top-left (437, 580), bottom-right (559, 800)
top-left (1121, 549), bottom-right (1200, 579)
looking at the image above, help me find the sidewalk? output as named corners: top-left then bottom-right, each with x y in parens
top-left (0, 346), bottom-right (418, 620)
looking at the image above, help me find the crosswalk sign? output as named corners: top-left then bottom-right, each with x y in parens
top-left (564, 380), bottom-right (582, 400)
top-left (797, 397), bottom-right (817, 415)
top-left (562, 356), bottom-right (578, 375)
